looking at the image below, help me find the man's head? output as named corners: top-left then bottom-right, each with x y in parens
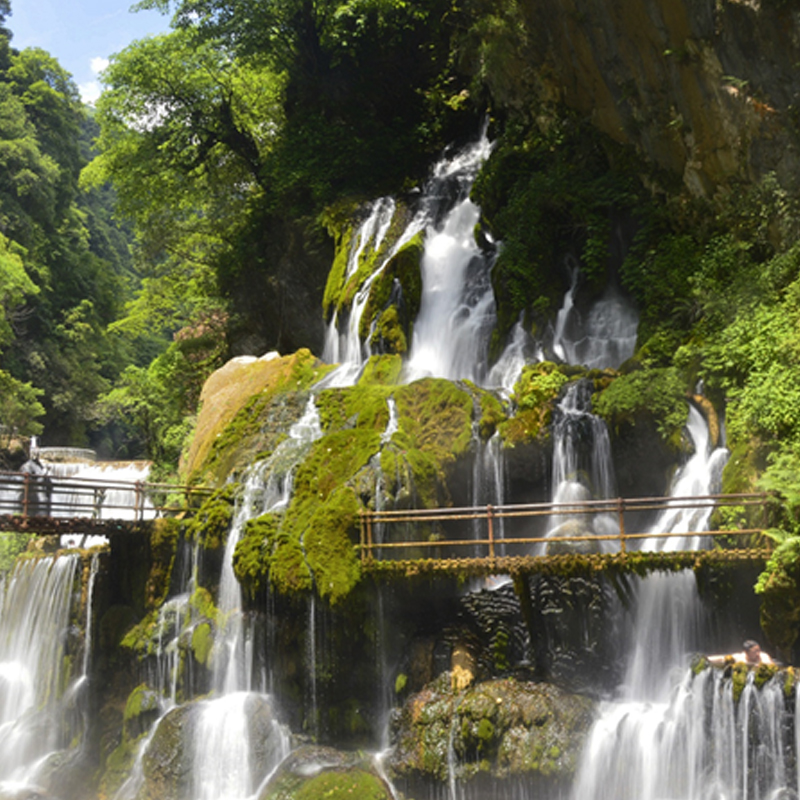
top-left (743, 640), bottom-right (761, 664)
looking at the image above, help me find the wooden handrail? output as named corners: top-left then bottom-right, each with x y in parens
top-left (357, 493), bottom-right (773, 563)
top-left (0, 470), bottom-right (213, 521)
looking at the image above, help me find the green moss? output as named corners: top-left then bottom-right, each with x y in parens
top-left (146, 518), bottom-right (182, 610)
top-left (361, 231), bottom-right (424, 342)
top-left (369, 304), bottom-right (408, 354)
top-left (322, 214), bottom-right (356, 315)
top-left (395, 673), bottom-right (408, 693)
top-left (496, 364), bottom-right (568, 446)
top-left (120, 609), bottom-right (159, 656)
top-left (477, 718), bottom-right (495, 742)
top-left (185, 485), bottom-right (236, 550)
top-left (303, 487), bottom-right (362, 604)
top-left (197, 350), bottom-right (334, 484)
top-left (234, 513), bottom-right (279, 598)
top-left (190, 585), bottom-right (220, 623)
top-left (732, 662), bottom-right (749, 702)
top-left (478, 390), bottom-right (506, 439)
top-left (317, 384), bottom-right (391, 434)
top-left (124, 683), bottom-right (160, 725)
top-left (0, 533), bottom-right (33, 572)
top-left (101, 732), bottom-right (148, 799)
top-left (514, 363), bottom-right (570, 412)
top-left (359, 354), bottom-right (404, 386)
top-left (191, 622), bottom-right (213, 666)
top-left (269, 769), bottom-right (391, 800)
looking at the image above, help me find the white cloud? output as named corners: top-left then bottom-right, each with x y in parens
top-left (91, 57), bottom-right (110, 74)
top-left (79, 58), bottom-right (110, 105)
top-left (79, 81), bottom-right (102, 105)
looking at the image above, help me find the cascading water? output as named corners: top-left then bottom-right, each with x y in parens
top-left (0, 556), bottom-right (84, 785)
top-left (124, 399), bottom-right (321, 800)
top-left (191, 398), bottom-right (322, 795)
top-left (405, 133), bottom-right (496, 384)
top-left (544, 381), bottom-right (618, 553)
top-left (570, 404), bottom-right (748, 800)
top-left (552, 269), bottom-right (638, 371)
top-left (487, 320), bottom-right (541, 396)
top-left (323, 130), bottom-right (496, 387)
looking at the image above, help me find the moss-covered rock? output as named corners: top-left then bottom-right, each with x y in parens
top-left (258, 745), bottom-right (393, 800)
top-left (138, 693), bottom-right (286, 800)
top-left (362, 231), bottom-right (424, 351)
top-left (389, 676), bottom-right (595, 788)
top-left (185, 485), bottom-right (236, 550)
top-left (182, 350), bottom-right (335, 486)
top-left (500, 363), bottom-right (568, 446)
top-left (227, 374), bottom-right (484, 604)
top-left (592, 367), bottom-right (688, 448)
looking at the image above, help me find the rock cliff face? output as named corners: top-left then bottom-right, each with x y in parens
top-left (499, 0), bottom-right (800, 197)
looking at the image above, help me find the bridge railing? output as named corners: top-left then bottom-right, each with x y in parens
top-left (358, 492), bottom-right (774, 563)
top-left (0, 470), bottom-right (213, 522)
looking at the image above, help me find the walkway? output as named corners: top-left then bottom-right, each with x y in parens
top-left (358, 493), bottom-right (775, 579)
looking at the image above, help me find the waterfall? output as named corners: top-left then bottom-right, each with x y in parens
top-left (190, 397), bottom-right (322, 792)
top-left (321, 198), bottom-right (424, 387)
top-left (544, 381), bottom-right (617, 553)
top-left (571, 405), bottom-right (743, 800)
top-left (574, 666), bottom-right (795, 800)
top-left (127, 399), bottom-right (321, 800)
top-left (0, 556), bottom-right (81, 783)
top-left (323, 130), bottom-right (496, 388)
top-left (405, 133), bottom-right (496, 384)
top-left (472, 430), bottom-right (506, 555)
top-left (552, 269), bottom-right (638, 370)
top-left (622, 404), bottom-right (729, 698)
top-left (82, 552), bottom-right (100, 675)
top-left (487, 320), bottom-right (541, 396)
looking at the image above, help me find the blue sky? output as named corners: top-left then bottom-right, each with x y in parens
top-left (8, 0), bottom-right (172, 103)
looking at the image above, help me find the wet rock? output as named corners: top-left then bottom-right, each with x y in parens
top-left (257, 745), bottom-right (393, 800)
top-left (389, 676), bottom-right (595, 794)
top-left (545, 518), bottom-right (603, 556)
top-left (138, 692), bottom-right (286, 800)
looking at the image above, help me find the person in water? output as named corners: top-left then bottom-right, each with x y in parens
top-left (708, 639), bottom-right (775, 666)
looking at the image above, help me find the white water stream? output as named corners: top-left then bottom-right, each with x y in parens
top-left (0, 556), bottom-right (84, 785)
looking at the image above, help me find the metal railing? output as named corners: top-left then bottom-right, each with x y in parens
top-left (358, 492), bottom-right (773, 563)
top-left (0, 470), bottom-right (212, 522)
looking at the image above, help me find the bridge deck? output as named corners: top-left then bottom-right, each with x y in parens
top-left (361, 548), bottom-right (773, 580)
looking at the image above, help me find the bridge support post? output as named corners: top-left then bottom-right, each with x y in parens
top-left (618, 498), bottom-right (626, 554)
top-left (487, 504), bottom-right (495, 559)
top-left (22, 472), bottom-right (30, 518)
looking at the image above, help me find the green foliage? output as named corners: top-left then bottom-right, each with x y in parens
top-left (472, 120), bottom-right (643, 347)
top-left (0, 369), bottom-right (44, 447)
top-left (0, 533), bottom-right (32, 572)
top-left (755, 536), bottom-right (800, 656)
top-left (592, 368), bottom-right (688, 443)
top-left (98, 318), bottom-right (226, 468)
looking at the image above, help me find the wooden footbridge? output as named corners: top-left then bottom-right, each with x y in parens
top-left (0, 468), bottom-right (777, 578)
top-left (357, 492), bottom-right (777, 580)
top-left (0, 469), bottom-right (212, 537)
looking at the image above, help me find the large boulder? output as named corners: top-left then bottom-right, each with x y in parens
top-left (258, 745), bottom-right (393, 800)
top-left (138, 692), bottom-right (287, 800)
top-left (388, 675), bottom-right (595, 797)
